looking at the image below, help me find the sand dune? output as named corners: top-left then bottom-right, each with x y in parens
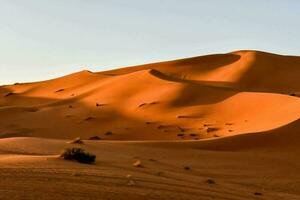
top-left (1, 50), bottom-right (300, 199)
top-left (1, 50), bottom-right (300, 140)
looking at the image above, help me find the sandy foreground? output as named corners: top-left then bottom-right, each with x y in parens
top-left (0, 138), bottom-right (300, 200)
top-left (0, 50), bottom-right (300, 199)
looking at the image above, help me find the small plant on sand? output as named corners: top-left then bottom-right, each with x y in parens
top-left (60, 147), bottom-right (96, 164)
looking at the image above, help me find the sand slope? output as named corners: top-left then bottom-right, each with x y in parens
top-left (1, 50), bottom-right (300, 141)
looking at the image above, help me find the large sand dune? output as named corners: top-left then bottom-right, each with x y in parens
top-left (1, 50), bottom-right (300, 199)
top-left (1, 50), bottom-right (300, 140)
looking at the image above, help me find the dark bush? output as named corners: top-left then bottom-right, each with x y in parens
top-left (60, 147), bottom-right (96, 164)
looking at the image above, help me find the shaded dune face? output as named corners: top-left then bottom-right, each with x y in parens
top-left (1, 50), bottom-right (300, 142)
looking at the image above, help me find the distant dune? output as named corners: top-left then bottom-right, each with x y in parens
top-left (1, 50), bottom-right (300, 199)
top-left (1, 50), bottom-right (300, 142)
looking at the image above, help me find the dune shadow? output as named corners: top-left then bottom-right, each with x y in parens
top-left (232, 52), bottom-right (300, 93)
top-left (170, 83), bottom-right (237, 106)
top-left (150, 69), bottom-right (238, 106)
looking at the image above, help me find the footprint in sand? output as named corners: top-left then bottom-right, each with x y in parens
top-left (145, 121), bottom-right (156, 125)
top-left (55, 89), bottom-right (65, 93)
top-left (67, 137), bottom-right (84, 144)
top-left (88, 136), bottom-right (101, 140)
top-left (4, 92), bottom-right (15, 97)
top-left (205, 179), bottom-right (216, 184)
top-left (133, 160), bottom-right (143, 168)
top-left (138, 103), bottom-right (147, 108)
top-left (84, 117), bottom-right (95, 121)
top-left (105, 131), bottom-right (113, 136)
top-left (96, 103), bottom-right (106, 107)
top-left (138, 101), bottom-right (159, 108)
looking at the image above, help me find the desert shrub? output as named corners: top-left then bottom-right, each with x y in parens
top-left (60, 147), bottom-right (96, 164)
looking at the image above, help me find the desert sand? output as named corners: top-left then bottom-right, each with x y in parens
top-left (0, 50), bottom-right (300, 199)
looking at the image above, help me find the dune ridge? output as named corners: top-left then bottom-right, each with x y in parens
top-left (1, 50), bottom-right (300, 142)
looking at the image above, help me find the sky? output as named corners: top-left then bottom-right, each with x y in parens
top-left (0, 0), bottom-right (299, 85)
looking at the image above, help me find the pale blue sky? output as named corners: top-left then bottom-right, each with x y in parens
top-left (0, 0), bottom-right (299, 84)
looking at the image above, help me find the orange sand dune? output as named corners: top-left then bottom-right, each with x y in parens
top-left (1, 50), bottom-right (300, 199)
top-left (104, 50), bottom-right (300, 92)
top-left (1, 50), bottom-right (300, 140)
